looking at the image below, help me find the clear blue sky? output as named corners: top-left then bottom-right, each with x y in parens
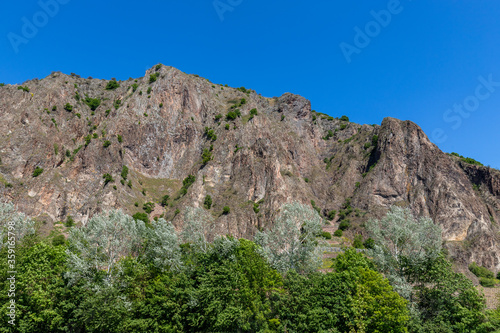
top-left (2, 0), bottom-right (500, 168)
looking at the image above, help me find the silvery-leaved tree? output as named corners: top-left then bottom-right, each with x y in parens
top-left (180, 207), bottom-right (215, 253)
top-left (255, 202), bottom-right (323, 274)
top-left (365, 206), bottom-right (442, 300)
top-left (144, 218), bottom-right (182, 272)
top-left (0, 201), bottom-right (35, 249)
top-left (66, 209), bottom-right (146, 285)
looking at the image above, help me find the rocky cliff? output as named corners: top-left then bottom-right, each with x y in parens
top-left (1, 65), bottom-right (499, 272)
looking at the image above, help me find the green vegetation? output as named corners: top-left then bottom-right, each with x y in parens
top-left (17, 85), bottom-right (29, 92)
top-left (340, 115), bottom-right (349, 122)
top-left (201, 148), bottom-right (213, 165)
top-left (321, 231), bottom-right (332, 239)
top-left (334, 229), bottom-right (343, 237)
top-left (327, 210), bottom-right (336, 220)
top-left (64, 103), bottom-right (73, 112)
top-left (223, 206), bottom-right (230, 214)
top-left (0, 203), bottom-right (498, 332)
top-left (143, 202), bottom-right (155, 214)
top-left (226, 109), bottom-right (241, 120)
top-left (323, 130), bottom-right (334, 140)
top-left (103, 140), bottom-right (111, 148)
top-left (225, 124), bottom-right (230, 130)
top-left (121, 165), bottom-right (129, 180)
top-left (84, 96), bottom-right (101, 111)
top-left (114, 99), bottom-right (121, 109)
top-left (102, 173), bottom-right (114, 185)
top-left (32, 166), bottom-right (44, 177)
top-left (178, 175), bottom-right (196, 198)
top-left (339, 124), bottom-right (347, 130)
top-left (450, 152), bottom-right (484, 166)
top-left (149, 73), bottom-right (159, 83)
top-left (105, 80), bottom-right (120, 90)
top-left (132, 212), bottom-right (149, 224)
top-left (161, 195), bottom-right (170, 207)
top-left (155, 64), bottom-right (162, 70)
top-left (117, 134), bottom-right (123, 143)
top-left (203, 195), bottom-right (212, 209)
top-left (310, 200), bottom-right (321, 215)
top-left (131, 83), bottom-right (138, 92)
top-left (105, 109), bottom-right (111, 117)
top-left (469, 262), bottom-right (495, 279)
top-left (215, 114), bottom-right (222, 121)
top-left (204, 127), bottom-right (217, 141)
top-left (372, 134), bottom-right (379, 146)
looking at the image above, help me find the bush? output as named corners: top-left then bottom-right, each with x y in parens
top-left (327, 210), bottom-right (336, 220)
top-left (102, 173), bottom-right (114, 185)
top-left (226, 110), bottom-right (241, 121)
top-left (223, 206), bottom-right (230, 214)
top-left (33, 166), bottom-right (44, 177)
top-left (131, 83), bottom-right (138, 92)
top-left (225, 124), bottom-right (230, 130)
top-left (340, 124), bottom-right (347, 130)
top-left (497, 271), bottom-right (500, 280)
top-left (114, 100), bottom-right (121, 109)
top-left (17, 86), bottom-right (30, 92)
top-left (204, 195), bottom-right (212, 209)
top-left (64, 103), bottom-right (73, 112)
top-left (149, 73), bottom-right (159, 83)
top-left (161, 195), bottom-right (170, 207)
top-left (372, 135), bottom-right (379, 146)
top-left (105, 80), bottom-right (120, 90)
top-left (363, 237), bottom-right (375, 249)
top-left (479, 277), bottom-right (496, 287)
top-left (204, 127), bottom-right (217, 141)
top-left (338, 220), bottom-right (350, 231)
top-left (117, 134), bottom-right (123, 143)
top-left (84, 97), bottom-right (101, 111)
top-left (52, 105), bottom-right (57, 111)
top-left (120, 165), bottom-right (129, 180)
top-left (66, 216), bottom-right (75, 227)
top-left (103, 140), bottom-right (111, 148)
top-left (321, 231), bottom-right (332, 240)
top-left (52, 234), bottom-right (66, 246)
top-left (143, 202), bottom-right (155, 214)
top-left (215, 114), bottom-right (222, 121)
top-left (340, 115), bottom-right (349, 122)
top-left (105, 109), bottom-right (111, 117)
top-left (334, 229), bottom-right (343, 237)
top-left (132, 212), bottom-right (149, 224)
top-left (201, 149), bottom-right (212, 165)
top-left (469, 262), bottom-right (495, 279)
top-left (353, 234), bottom-right (364, 249)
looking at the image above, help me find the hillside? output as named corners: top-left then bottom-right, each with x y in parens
top-left (0, 64), bottom-right (499, 273)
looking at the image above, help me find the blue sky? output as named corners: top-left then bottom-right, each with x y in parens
top-left (2, 0), bottom-right (500, 168)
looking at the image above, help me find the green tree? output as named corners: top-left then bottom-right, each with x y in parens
top-left (0, 202), bottom-right (35, 250)
top-left (204, 195), bottom-right (212, 209)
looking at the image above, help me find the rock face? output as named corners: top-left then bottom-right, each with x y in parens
top-left (1, 65), bottom-right (499, 272)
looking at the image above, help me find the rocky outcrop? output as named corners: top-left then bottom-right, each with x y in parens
top-left (1, 65), bottom-right (499, 272)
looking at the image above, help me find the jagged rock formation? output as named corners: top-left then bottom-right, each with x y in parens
top-left (1, 65), bottom-right (499, 273)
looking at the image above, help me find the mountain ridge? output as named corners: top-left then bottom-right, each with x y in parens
top-left (1, 64), bottom-right (499, 274)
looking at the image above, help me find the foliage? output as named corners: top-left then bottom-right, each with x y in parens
top-left (160, 195), bottom-right (170, 207)
top-left (0, 202), bottom-right (35, 250)
top-left (132, 212), bottom-right (149, 224)
top-left (334, 229), bottom-right (343, 237)
top-left (102, 173), bottom-right (114, 185)
top-left (327, 210), bottom-right (336, 220)
top-left (178, 175), bottom-right (196, 197)
top-left (66, 209), bottom-right (146, 285)
top-left (120, 165), bottom-right (129, 180)
top-left (255, 202), bottom-right (323, 274)
top-left (203, 195), bottom-right (212, 209)
top-left (149, 73), bottom-right (159, 83)
top-left (181, 207), bottom-right (214, 253)
top-left (340, 115), bottom-right (349, 122)
top-left (117, 134), bottom-right (123, 143)
top-left (223, 206), bottom-right (230, 214)
top-left (479, 277), bottom-right (496, 287)
top-left (321, 231), bottom-right (332, 239)
top-left (84, 96), bottom-right (101, 111)
top-left (366, 206), bottom-right (442, 300)
top-left (105, 80), bottom-right (120, 90)
top-left (131, 83), bottom-right (138, 92)
top-left (64, 103), bottom-right (73, 112)
top-left (204, 127), bottom-right (217, 141)
top-left (226, 109), bottom-right (241, 120)
top-left (353, 234), bottom-right (364, 249)
top-left (450, 152), bottom-right (484, 166)
top-left (143, 218), bottom-right (182, 272)
top-left (142, 202), bottom-right (155, 214)
top-left (103, 140), bottom-right (111, 148)
top-left (17, 85), bottom-right (30, 92)
top-left (338, 220), bottom-right (350, 231)
top-left (469, 262), bottom-right (495, 279)
top-left (32, 166), bottom-right (44, 177)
